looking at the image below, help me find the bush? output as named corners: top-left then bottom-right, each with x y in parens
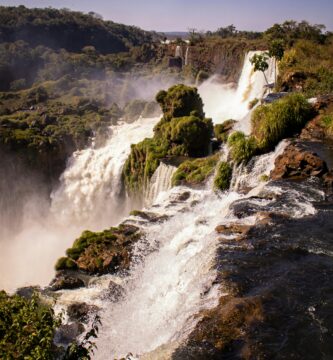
top-left (172, 154), bottom-right (219, 186)
top-left (55, 256), bottom-right (78, 271)
top-left (155, 84), bottom-right (204, 121)
top-left (228, 131), bottom-right (258, 164)
top-left (214, 161), bottom-right (233, 191)
top-left (251, 93), bottom-right (314, 151)
top-left (214, 120), bottom-right (236, 143)
top-left (0, 291), bottom-right (60, 359)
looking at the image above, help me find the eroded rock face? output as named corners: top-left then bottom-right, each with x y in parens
top-left (49, 273), bottom-right (85, 291)
top-left (270, 144), bottom-right (328, 180)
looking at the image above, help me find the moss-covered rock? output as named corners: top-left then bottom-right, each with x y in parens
top-left (251, 93), bottom-right (314, 152)
top-left (228, 131), bottom-right (258, 165)
top-left (172, 154), bottom-right (219, 187)
top-left (123, 84), bottom-right (213, 196)
top-left (214, 119), bottom-right (236, 143)
top-left (214, 161), bottom-right (233, 191)
top-left (155, 84), bottom-right (204, 121)
top-left (55, 224), bottom-right (141, 275)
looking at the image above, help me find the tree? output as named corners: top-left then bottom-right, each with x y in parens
top-left (250, 53), bottom-right (270, 86)
top-left (269, 39), bottom-right (285, 84)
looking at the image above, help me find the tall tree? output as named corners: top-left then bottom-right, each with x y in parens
top-left (269, 39), bottom-right (285, 85)
top-left (250, 53), bottom-right (270, 86)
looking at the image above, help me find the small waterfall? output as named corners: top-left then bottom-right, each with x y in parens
top-left (51, 117), bottom-right (159, 230)
top-left (184, 46), bottom-right (190, 66)
top-left (175, 45), bottom-right (183, 58)
top-left (198, 51), bottom-right (276, 125)
top-left (144, 162), bottom-right (177, 206)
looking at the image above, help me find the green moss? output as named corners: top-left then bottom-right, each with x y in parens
top-left (251, 93), bottom-right (314, 152)
top-left (214, 161), bottom-right (233, 191)
top-left (228, 131), bottom-right (258, 164)
top-left (172, 154), bottom-right (219, 186)
top-left (155, 84), bottom-right (204, 121)
top-left (55, 256), bottom-right (78, 271)
top-left (260, 174), bottom-right (270, 182)
top-left (214, 120), bottom-right (236, 143)
top-left (322, 114), bottom-right (333, 135)
top-left (248, 98), bottom-right (259, 109)
top-left (124, 84), bottom-right (214, 195)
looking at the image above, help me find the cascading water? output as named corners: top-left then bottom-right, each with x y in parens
top-left (51, 117), bottom-right (159, 230)
top-left (144, 162), bottom-right (177, 207)
top-left (199, 51), bottom-right (275, 125)
top-left (184, 46), bottom-right (190, 66)
top-left (50, 51), bottom-right (324, 359)
top-left (175, 45), bottom-right (183, 59)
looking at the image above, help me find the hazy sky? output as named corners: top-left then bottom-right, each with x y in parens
top-left (1, 0), bottom-right (332, 32)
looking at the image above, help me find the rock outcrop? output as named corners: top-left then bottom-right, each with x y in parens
top-left (270, 144), bottom-right (328, 180)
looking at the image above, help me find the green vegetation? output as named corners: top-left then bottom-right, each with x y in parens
top-left (172, 154), bottom-right (219, 186)
top-left (251, 93), bottom-right (314, 151)
top-left (0, 291), bottom-right (60, 359)
top-left (248, 98), bottom-right (259, 110)
top-left (214, 120), bottom-right (236, 143)
top-left (214, 162), bottom-right (233, 191)
top-left (124, 84), bottom-right (213, 194)
top-left (228, 131), bottom-right (258, 165)
top-left (56, 224), bottom-right (141, 275)
top-left (278, 39), bottom-right (333, 96)
top-left (250, 53), bottom-right (270, 85)
top-left (322, 114), bottom-right (333, 135)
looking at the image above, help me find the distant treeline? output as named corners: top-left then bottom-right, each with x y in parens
top-left (0, 6), bottom-right (155, 54)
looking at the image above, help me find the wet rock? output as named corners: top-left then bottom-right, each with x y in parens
top-left (215, 223), bottom-right (251, 240)
top-left (55, 322), bottom-right (85, 345)
top-left (323, 171), bottom-right (333, 190)
top-left (175, 191), bottom-right (191, 202)
top-left (300, 115), bottom-right (326, 140)
top-left (107, 281), bottom-right (126, 302)
top-left (271, 144), bottom-right (328, 180)
top-left (67, 302), bottom-right (99, 323)
top-left (130, 210), bottom-right (168, 223)
top-left (50, 273), bottom-right (85, 291)
top-left (15, 286), bottom-right (41, 299)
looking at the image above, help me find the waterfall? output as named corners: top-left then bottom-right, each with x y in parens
top-left (51, 117), bottom-right (159, 230)
top-left (51, 51), bottom-right (320, 359)
top-left (198, 51), bottom-right (275, 126)
top-left (144, 162), bottom-right (177, 207)
top-left (184, 46), bottom-right (190, 66)
top-left (175, 45), bottom-right (183, 58)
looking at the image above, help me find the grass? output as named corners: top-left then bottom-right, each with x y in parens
top-left (214, 161), bottom-right (233, 191)
top-left (228, 131), bottom-right (258, 164)
top-left (172, 154), bottom-right (219, 186)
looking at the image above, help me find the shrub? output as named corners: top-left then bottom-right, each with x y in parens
top-left (228, 131), bottom-right (258, 164)
top-left (0, 291), bottom-right (60, 359)
top-left (251, 93), bottom-right (314, 151)
top-left (214, 161), bottom-right (233, 191)
top-left (155, 84), bottom-right (204, 121)
top-left (55, 256), bottom-right (77, 271)
top-left (214, 120), bottom-right (236, 143)
top-left (172, 154), bottom-right (219, 186)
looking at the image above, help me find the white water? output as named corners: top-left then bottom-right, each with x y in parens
top-left (184, 46), bottom-right (190, 66)
top-left (199, 51), bottom-right (275, 125)
top-left (145, 162), bottom-right (177, 207)
top-left (175, 45), bottom-right (183, 59)
top-left (47, 51), bottom-right (324, 359)
top-left (51, 117), bottom-right (159, 230)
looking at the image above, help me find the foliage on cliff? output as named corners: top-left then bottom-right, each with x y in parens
top-left (123, 84), bottom-right (213, 194)
top-left (172, 154), bottom-right (219, 187)
top-left (55, 224), bottom-right (141, 275)
top-left (251, 93), bottom-right (314, 152)
top-left (214, 161), bottom-right (233, 191)
top-left (0, 291), bottom-right (60, 359)
top-left (277, 39), bottom-right (333, 97)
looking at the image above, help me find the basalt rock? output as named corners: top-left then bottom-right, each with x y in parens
top-left (271, 144), bottom-right (328, 180)
top-left (49, 272), bottom-right (85, 291)
top-left (67, 302), bottom-right (100, 323)
top-left (215, 223), bottom-right (251, 241)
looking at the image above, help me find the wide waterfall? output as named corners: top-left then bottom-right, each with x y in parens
top-left (51, 116), bottom-right (158, 230)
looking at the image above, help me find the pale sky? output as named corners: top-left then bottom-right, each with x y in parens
top-left (0, 0), bottom-right (332, 32)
